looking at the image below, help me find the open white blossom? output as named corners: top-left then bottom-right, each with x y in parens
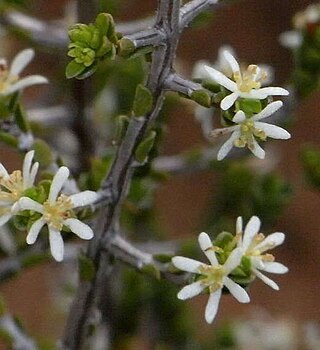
top-left (16, 166), bottom-right (98, 262)
top-left (236, 216), bottom-right (288, 290)
top-left (204, 50), bottom-right (289, 110)
top-left (0, 48), bottom-right (48, 96)
top-left (172, 232), bottom-right (250, 324)
top-left (0, 150), bottom-right (39, 227)
top-left (210, 101), bottom-right (291, 160)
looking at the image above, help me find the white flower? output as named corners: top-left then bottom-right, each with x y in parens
top-left (204, 50), bottom-right (289, 110)
top-left (210, 101), bottom-right (291, 160)
top-left (16, 166), bottom-right (98, 262)
top-left (294, 4), bottom-right (320, 30)
top-left (172, 232), bottom-right (249, 324)
top-left (0, 150), bottom-right (39, 227)
top-left (0, 49), bottom-right (48, 96)
top-left (236, 216), bottom-right (288, 290)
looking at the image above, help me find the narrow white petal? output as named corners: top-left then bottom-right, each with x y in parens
top-left (254, 87), bottom-right (289, 96)
top-left (22, 150), bottom-right (34, 189)
top-left (223, 50), bottom-right (240, 73)
top-left (177, 280), bottom-right (206, 300)
top-left (233, 110), bottom-right (246, 123)
top-left (26, 218), bottom-right (46, 244)
top-left (0, 213), bottom-right (12, 227)
top-left (198, 232), bottom-right (218, 265)
top-left (204, 65), bottom-right (237, 92)
top-left (49, 227), bottom-right (64, 262)
top-left (220, 91), bottom-right (239, 110)
top-left (252, 101), bottom-right (283, 121)
top-left (48, 166), bottom-right (70, 203)
top-left (236, 216), bottom-right (243, 235)
top-left (255, 232), bottom-right (285, 252)
top-left (250, 256), bottom-right (265, 270)
top-left (223, 247), bottom-right (243, 273)
top-left (69, 191), bottom-right (98, 208)
top-left (205, 289), bottom-right (222, 324)
top-left (17, 197), bottom-right (43, 213)
top-left (224, 277), bottom-right (250, 303)
top-left (172, 256), bottom-right (205, 273)
top-left (253, 268), bottom-right (279, 290)
top-left (249, 139), bottom-right (265, 159)
top-left (260, 262), bottom-right (289, 274)
top-left (0, 163), bottom-right (9, 178)
top-left (242, 216), bottom-right (261, 251)
top-left (3, 76), bottom-right (48, 96)
top-left (10, 49), bottom-right (34, 76)
top-left (28, 162), bottom-right (39, 188)
top-left (217, 130), bottom-right (241, 161)
top-left (63, 218), bottom-right (94, 240)
top-left (254, 122), bottom-right (291, 140)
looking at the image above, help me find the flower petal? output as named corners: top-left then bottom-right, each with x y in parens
top-left (220, 91), bottom-right (239, 110)
top-left (255, 232), bottom-right (285, 252)
top-left (0, 213), bottom-right (12, 227)
top-left (28, 162), bottom-right (39, 188)
top-left (254, 86), bottom-right (289, 97)
top-left (10, 49), bottom-right (34, 76)
top-left (223, 50), bottom-right (240, 73)
top-left (254, 122), bottom-right (291, 140)
top-left (253, 268), bottom-right (279, 290)
top-left (260, 261), bottom-right (288, 274)
top-left (3, 76), bottom-right (48, 96)
top-left (198, 232), bottom-right (218, 265)
top-left (17, 197), bottom-right (43, 213)
top-left (63, 218), bottom-right (94, 240)
top-left (252, 101), bottom-right (283, 121)
top-left (22, 150), bottom-right (35, 189)
top-left (233, 110), bottom-right (246, 123)
top-left (242, 216), bottom-right (261, 251)
top-left (205, 289), bottom-right (222, 324)
top-left (223, 247), bottom-right (243, 273)
top-left (48, 166), bottom-right (70, 203)
top-left (204, 65), bottom-right (237, 92)
top-left (177, 280), bottom-right (206, 300)
top-left (217, 130), bottom-right (241, 161)
top-left (224, 277), bottom-right (250, 303)
top-left (249, 138), bottom-right (265, 159)
top-left (236, 216), bottom-right (243, 235)
top-left (26, 218), bottom-right (46, 244)
top-left (0, 163), bottom-right (9, 178)
top-left (49, 227), bottom-right (64, 262)
top-left (69, 191), bottom-right (98, 208)
top-left (172, 256), bottom-right (205, 273)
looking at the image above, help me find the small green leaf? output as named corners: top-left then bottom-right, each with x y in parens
top-left (133, 84), bottom-right (153, 116)
top-left (140, 264), bottom-right (161, 280)
top-left (78, 254), bottom-right (96, 282)
top-left (118, 37), bottom-right (136, 57)
top-left (33, 139), bottom-right (53, 168)
top-left (14, 104), bottom-right (29, 132)
top-left (0, 132), bottom-right (18, 147)
top-left (95, 13), bottom-right (110, 35)
top-left (236, 98), bottom-right (262, 116)
top-left (214, 231), bottom-right (234, 250)
top-left (66, 60), bottom-right (86, 79)
top-left (153, 253), bottom-right (173, 263)
top-left (135, 130), bottom-right (157, 163)
top-left (190, 89), bottom-right (212, 107)
top-left (115, 115), bottom-right (130, 143)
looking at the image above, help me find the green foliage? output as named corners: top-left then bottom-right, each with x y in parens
top-left (135, 130), bottom-right (157, 163)
top-left (301, 145), bottom-right (320, 189)
top-left (132, 84), bottom-right (153, 116)
top-left (66, 13), bottom-right (118, 79)
top-left (191, 89), bottom-right (212, 107)
top-left (235, 98), bottom-right (262, 117)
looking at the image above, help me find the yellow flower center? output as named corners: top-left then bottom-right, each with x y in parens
top-left (245, 233), bottom-right (275, 262)
top-left (0, 171), bottom-right (24, 203)
top-left (43, 194), bottom-right (73, 230)
top-left (198, 265), bottom-right (225, 293)
top-left (233, 65), bottom-right (266, 93)
top-left (233, 120), bottom-right (266, 150)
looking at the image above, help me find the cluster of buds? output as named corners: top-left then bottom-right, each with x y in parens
top-left (172, 216), bottom-right (288, 324)
top-left (67, 13), bottom-right (118, 79)
top-left (195, 49), bottom-right (291, 160)
top-left (0, 152), bottom-right (98, 261)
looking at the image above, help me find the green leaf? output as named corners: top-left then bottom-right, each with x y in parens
top-left (135, 130), bottom-right (157, 163)
top-left (140, 264), bottom-right (161, 280)
top-left (14, 104), bottom-right (29, 132)
top-left (214, 231), bottom-right (234, 250)
top-left (115, 114), bottom-right (130, 143)
top-left (236, 98), bottom-right (262, 116)
top-left (190, 89), bottom-right (212, 107)
top-left (118, 38), bottom-right (136, 57)
top-left (95, 13), bottom-right (110, 35)
top-left (65, 60), bottom-right (86, 79)
top-left (153, 253), bottom-right (174, 263)
top-left (133, 84), bottom-right (153, 116)
top-left (78, 254), bottom-right (96, 282)
top-left (0, 132), bottom-right (18, 147)
top-left (33, 139), bottom-right (53, 168)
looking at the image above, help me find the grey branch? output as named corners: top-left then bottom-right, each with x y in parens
top-left (164, 72), bottom-right (203, 96)
top-left (0, 314), bottom-right (38, 350)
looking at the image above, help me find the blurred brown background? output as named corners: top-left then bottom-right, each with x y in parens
top-left (0, 0), bottom-right (319, 347)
